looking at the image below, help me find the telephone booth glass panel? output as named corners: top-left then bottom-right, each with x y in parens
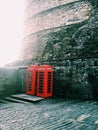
top-left (26, 65), bottom-right (38, 95)
top-left (37, 65), bottom-right (53, 98)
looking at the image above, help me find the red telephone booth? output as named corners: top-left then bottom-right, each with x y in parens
top-left (37, 65), bottom-right (53, 98)
top-left (26, 65), bottom-right (39, 95)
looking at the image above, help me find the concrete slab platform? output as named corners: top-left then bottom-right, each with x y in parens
top-left (11, 94), bottom-right (44, 103)
top-left (4, 97), bottom-right (29, 104)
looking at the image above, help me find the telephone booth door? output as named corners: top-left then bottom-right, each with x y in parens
top-left (26, 65), bottom-right (38, 95)
top-left (37, 65), bottom-right (53, 98)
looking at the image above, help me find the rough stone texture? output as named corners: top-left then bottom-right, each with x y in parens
top-left (1, 59), bottom-right (98, 100)
top-left (0, 98), bottom-right (98, 130)
top-left (19, 0), bottom-right (98, 99)
top-left (0, 68), bottom-right (19, 97)
top-left (24, 1), bottom-right (90, 37)
top-left (0, 67), bottom-right (28, 97)
top-left (18, 67), bottom-right (27, 93)
top-left (21, 0), bottom-right (98, 59)
top-left (25, 0), bottom-right (80, 20)
top-left (52, 58), bottom-right (98, 99)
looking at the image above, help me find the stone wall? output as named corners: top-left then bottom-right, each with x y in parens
top-left (21, 57), bottom-right (97, 100)
top-left (18, 67), bottom-right (27, 93)
top-left (19, 0), bottom-right (98, 100)
top-left (24, 1), bottom-right (90, 37)
top-left (25, 0), bottom-right (79, 20)
top-left (1, 60), bottom-right (98, 100)
top-left (51, 58), bottom-right (98, 99)
top-left (0, 67), bottom-right (27, 97)
top-left (0, 68), bottom-right (19, 97)
top-left (21, 0), bottom-right (93, 61)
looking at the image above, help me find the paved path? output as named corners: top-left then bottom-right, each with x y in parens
top-left (0, 97), bottom-right (98, 130)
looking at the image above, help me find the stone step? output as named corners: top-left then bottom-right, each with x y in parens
top-left (0, 99), bottom-right (10, 104)
top-left (4, 97), bottom-right (29, 104)
top-left (11, 94), bottom-right (45, 103)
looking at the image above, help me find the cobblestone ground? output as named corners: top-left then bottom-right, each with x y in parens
top-left (0, 97), bottom-right (98, 130)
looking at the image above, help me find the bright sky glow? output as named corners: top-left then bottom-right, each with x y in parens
top-left (0, 0), bottom-right (25, 66)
